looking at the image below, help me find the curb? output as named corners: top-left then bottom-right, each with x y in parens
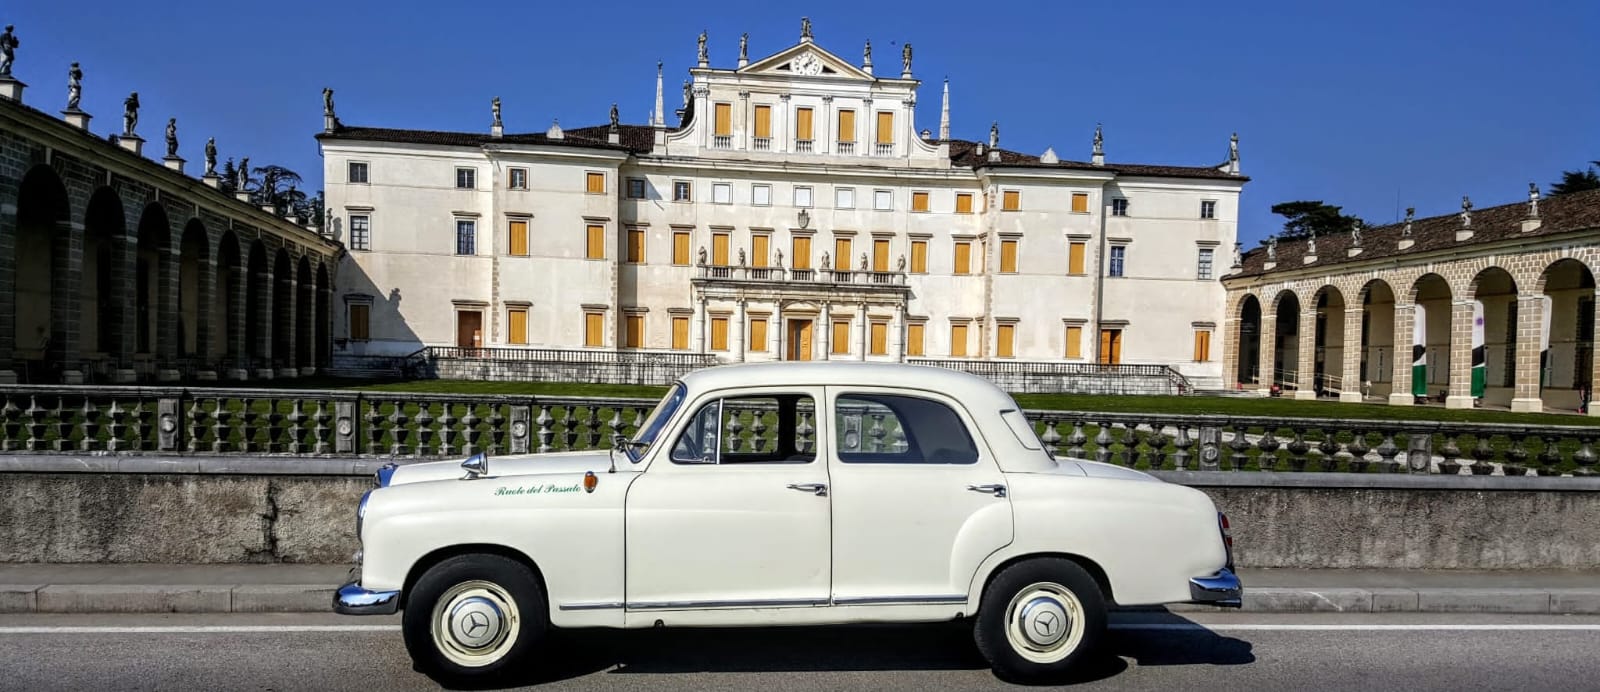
top-left (3, 585), bottom-right (1599, 615)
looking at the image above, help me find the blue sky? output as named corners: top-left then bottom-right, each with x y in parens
top-left (8, 0), bottom-right (1597, 245)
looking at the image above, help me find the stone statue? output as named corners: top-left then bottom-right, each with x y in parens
top-left (859, 252), bottom-right (868, 271)
top-left (738, 248), bottom-right (746, 267)
top-left (66, 62), bottom-right (82, 110)
top-left (609, 102), bottom-right (619, 129)
top-left (122, 91), bottom-right (140, 135)
top-left (1460, 195), bottom-right (1473, 227)
top-left (0, 25), bottom-right (17, 77)
top-left (491, 96), bottom-right (501, 125)
top-left (1232, 242), bottom-right (1243, 268)
top-left (1403, 207), bottom-right (1415, 237)
top-left (238, 156), bottom-right (250, 190)
top-left (863, 39), bottom-right (872, 66)
top-left (204, 137), bottom-right (217, 175)
top-left (323, 87), bottom-right (335, 117)
top-left (1529, 182), bottom-right (1541, 217)
top-left (164, 118), bottom-right (178, 158)
top-left (896, 254), bottom-right (906, 272)
top-left (1350, 220), bottom-right (1362, 246)
top-left (1306, 229), bottom-right (1317, 255)
top-left (801, 17), bottom-right (812, 41)
top-left (822, 250), bottom-right (831, 269)
top-left (697, 246), bottom-right (707, 266)
top-left (1229, 132), bottom-right (1239, 161)
top-left (989, 121), bottom-right (999, 149)
top-left (739, 33), bottom-right (748, 62)
top-left (697, 30), bottom-right (708, 64)
top-left (1093, 123), bottom-right (1103, 155)
top-left (775, 248), bottom-right (784, 267)
top-left (901, 43), bottom-right (913, 74)
top-left (1266, 235), bottom-right (1278, 262)
top-left (681, 80), bottom-right (691, 108)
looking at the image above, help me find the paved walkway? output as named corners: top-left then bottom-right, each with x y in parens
top-left (2, 565), bottom-right (1596, 615)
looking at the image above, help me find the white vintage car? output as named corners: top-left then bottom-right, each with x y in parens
top-left (335, 362), bottom-right (1240, 683)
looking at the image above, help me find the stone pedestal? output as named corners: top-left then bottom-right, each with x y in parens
top-left (202, 173), bottom-right (221, 188)
top-left (298, 366), bottom-right (317, 377)
top-left (275, 367), bottom-right (298, 379)
top-left (1509, 398), bottom-right (1544, 413)
top-left (0, 370), bottom-right (15, 384)
top-left (156, 369), bottom-right (182, 382)
top-left (1292, 390), bottom-right (1317, 401)
top-left (62, 108), bottom-right (92, 130)
top-left (117, 134), bottom-right (145, 155)
top-left (163, 156), bottom-right (186, 173)
top-left (61, 370), bottom-right (85, 385)
top-left (226, 369), bottom-right (251, 381)
top-left (112, 369), bottom-right (139, 384)
top-left (0, 76), bottom-right (26, 102)
top-left (1521, 218), bottom-right (1542, 233)
top-left (1398, 239), bottom-right (1415, 250)
top-left (1388, 392), bottom-right (1414, 406)
top-left (195, 370), bottom-right (219, 382)
top-left (235, 191), bottom-right (252, 203)
top-left (1339, 391), bottom-right (1364, 403)
top-left (1444, 395), bottom-right (1475, 410)
top-left (254, 368), bottom-right (276, 380)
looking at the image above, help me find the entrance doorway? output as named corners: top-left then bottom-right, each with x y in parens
top-left (457, 310), bottom-right (483, 349)
top-left (787, 320), bottom-right (814, 361)
top-left (1099, 328), bottom-right (1123, 365)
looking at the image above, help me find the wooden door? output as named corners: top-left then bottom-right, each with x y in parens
top-left (788, 320), bottom-right (813, 361)
top-left (1098, 329), bottom-right (1122, 365)
top-left (457, 311), bottom-right (483, 349)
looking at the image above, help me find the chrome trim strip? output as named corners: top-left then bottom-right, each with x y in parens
top-left (557, 601), bottom-right (625, 611)
top-left (831, 595), bottom-right (969, 606)
top-left (625, 598), bottom-right (828, 611)
top-left (332, 580), bottom-right (401, 616)
top-left (1188, 567), bottom-right (1244, 608)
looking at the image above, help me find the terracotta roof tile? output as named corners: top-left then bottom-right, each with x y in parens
top-left (942, 138), bottom-right (1248, 181)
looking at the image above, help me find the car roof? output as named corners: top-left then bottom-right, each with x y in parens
top-left (679, 362), bottom-right (1017, 408)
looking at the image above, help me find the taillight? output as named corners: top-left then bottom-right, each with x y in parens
top-left (1218, 512), bottom-right (1235, 569)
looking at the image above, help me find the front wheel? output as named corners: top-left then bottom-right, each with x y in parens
top-left (974, 557), bottom-right (1107, 683)
top-left (402, 553), bottom-right (548, 686)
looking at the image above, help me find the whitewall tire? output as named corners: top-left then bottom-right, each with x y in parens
top-left (402, 553), bottom-right (548, 685)
top-left (974, 557), bottom-right (1106, 682)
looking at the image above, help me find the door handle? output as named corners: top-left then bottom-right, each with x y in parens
top-left (787, 482), bottom-right (828, 497)
top-left (967, 483), bottom-right (1007, 498)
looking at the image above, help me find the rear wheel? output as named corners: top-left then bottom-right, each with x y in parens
top-left (402, 553), bottom-right (548, 685)
top-left (974, 557), bottom-right (1106, 683)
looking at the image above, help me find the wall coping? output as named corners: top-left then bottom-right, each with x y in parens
top-left (1152, 469), bottom-right (1600, 491)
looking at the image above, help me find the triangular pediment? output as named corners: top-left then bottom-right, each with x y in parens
top-left (740, 42), bottom-right (876, 81)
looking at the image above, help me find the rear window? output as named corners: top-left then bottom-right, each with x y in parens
top-left (1000, 409), bottom-right (1044, 452)
top-left (835, 393), bottom-right (979, 464)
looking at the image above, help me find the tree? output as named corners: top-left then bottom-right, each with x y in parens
top-left (217, 158), bottom-right (238, 194)
top-left (250, 164), bottom-right (304, 209)
top-left (1550, 161), bottom-right (1600, 196)
top-left (1268, 200), bottom-right (1368, 241)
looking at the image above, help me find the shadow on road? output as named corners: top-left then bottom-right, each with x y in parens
top-left (435, 611), bottom-right (1254, 689)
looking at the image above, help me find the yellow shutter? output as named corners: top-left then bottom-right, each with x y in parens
top-left (835, 238), bottom-right (851, 270)
top-left (711, 317), bottom-right (728, 351)
top-left (627, 229), bottom-right (645, 263)
top-left (870, 322), bottom-right (887, 355)
top-left (1071, 192), bottom-right (1088, 213)
top-left (585, 313), bottom-right (603, 347)
top-left (911, 241), bottom-right (927, 273)
top-left (793, 236), bottom-right (811, 269)
top-left (955, 193), bottom-right (973, 214)
top-left (907, 323), bottom-right (925, 356)
top-left (876, 111), bottom-right (894, 144)
top-left (1065, 326), bottom-right (1082, 359)
top-left (586, 224), bottom-right (604, 259)
top-left (672, 316), bottom-right (688, 350)
top-left (750, 318), bottom-right (768, 352)
top-left (508, 220), bottom-right (528, 257)
top-left (624, 315), bottom-right (644, 348)
top-left (997, 324), bottom-right (1015, 358)
top-left (714, 103), bottom-right (732, 137)
top-left (752, 235), bottom-right (769, 268)
top-left (873, 239), bottom-right (889, 272)
top-left (349, 304), bottom-right (370, 340)
top-left (712, 233), bottom-right (729, 266)
top-left (837, 110), bottom-right (855, 142)
top-left (832, 321), bottom-right (849, 354)
top-left (954, 242), bottom-right (971, 275)
top-left (911, 191), bottom-right (929, 212)
top-left (951, 324), bottom-right (968, 357)
top-left (1000, 240), bottom-right (1018, 273)
top-left (508, 308), bottom-right (527, 345)
top-left (754, 105), bottom-right (771, 139)
top-left (796, 107), bottom-right (813, 141)
top-left (673, 231), bottom-right (690, 265)
top-left (1002, 190), bottom-right (1020, 211)
top-left (1068, 242), bottom-right (1086, 275)
top-left (586, 172), bottom-right (604, 194)
top-left (1194, 330), bottom-right (1211, 361)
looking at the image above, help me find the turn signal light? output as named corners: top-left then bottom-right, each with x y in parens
top-left (584, 471), bottom-right (598, 493)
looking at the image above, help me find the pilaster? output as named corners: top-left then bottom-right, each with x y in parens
top-left (1388, 304), bottom-right (1415, 406)
top-left (1294, 307), bottom-right (1317, 399)
top-left (1510, 293), bottom-right (1545, 412)
top-left (1258, 311), bottom-right (1277, 395)
top-left (1339, 307), bottom-right (1364, 402)
top-left (1445, 299), bottom-right (1475, 409)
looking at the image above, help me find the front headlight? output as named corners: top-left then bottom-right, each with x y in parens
top-left (356, 489), bottom-right (373, 539)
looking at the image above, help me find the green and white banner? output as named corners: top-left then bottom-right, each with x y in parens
top-left (1412, 303), bottom-right (1428, 397)
top-left (1540, 295), bottom-right (1553, 388)
top-left (1470, 300), bottom-right (1486, 398)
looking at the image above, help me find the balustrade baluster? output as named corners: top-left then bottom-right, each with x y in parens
top-left (1173, 425), bottom-right (1193, 470)
top-left (365, 400), bottom-right (386, 455)
top-left (563, 406), bottom-right (579, 451)
top-left (1575, 435), bottom-right (1597, 476)
top-left (1471, 433), bottom-right (1496, 475)
top-left (313, 400), bottom-right (332, 454)
top-left (487, 404), bottom-right (506, 455)
top-left (1255, 427), bottom-right (1281, 471)
top-left (211, 398), bottom-right (232, 453)
top-left (1093, 421), bottom-right (1113, 465)
top-left (82, 398), bottom-right (103, 452)
top-left (750, 410), bottom-right (768, 453)
top-left (53, 397), bottom-right (73, 452)
top-left (1346, 429), bottom-right (1370, 473)
top-left (727, 407), bottom-right (745, 452)
top-left (1, 396), bottom-right (21, 451)
top-left (536, 405), bottom-right (555, 453)
top-left (1067, 420), bottom-right (1087, 459)
top-left (796, 409), bottom-right (815, 453)
top-left (106, 400), bottom-right (126, 453)
top-left (1286, 427), bottom-right (1310, 472)
top-left (1039, 419), bottom-right (1061, 457)
top-left (287, 400), bottom-right (308, 454)
top-left (1316, 430), bottom-right (1340, 472)
top-left (462, 405), bottom-right (482, 456)
top-left (130, 399), bottom-right (152, 452)
top-left (413, 402), bottom-right (435, 455)
top-left (438, 402), bottom-right (457, 457)
top-left (389, 399), bottom-right (410, 457)
top-left (1228, 423), bottom-right (1251, 471)
top-left (868, 413), bottom-right (886, 453)
top-left (265, 399), bottom-right (286, 453)
top-left (1374, 431), bottom-right (1400, 472)
top-left (1146, 423), bottom-right (1168, 469)
top-left (581, 407), bottom-right (599, 450)
top-left (184, 398), bottom-right (205, 453)
top-left (23, 396), bottom-right (46, 452)
top-left (1118, 423), bottom-right (1138, 467)
top-left (1438, 434), bottom-right (1464, 475)
top-left (1504, 433), bottom-right (1532, 476)
top-left (1537, 434), bottom-right (1563, 477)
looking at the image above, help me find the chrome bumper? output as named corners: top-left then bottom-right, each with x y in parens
top-left (1188, 567), bottom-right (1243, 608)
top-left (333, 575), bottom-right (400, 615)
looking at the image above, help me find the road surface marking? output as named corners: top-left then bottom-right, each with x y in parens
top-left (0, 625), bottom-right (403, 634)
top-left (2, 623), bottom-right (1600, 635)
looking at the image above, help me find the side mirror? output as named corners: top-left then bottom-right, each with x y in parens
top-left (461, 452), bottom-right (489, 480)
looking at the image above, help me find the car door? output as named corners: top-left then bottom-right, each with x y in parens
top-left (624, 387), bottom-right (832, 610)
top-left (825, 387), bottom-right (1014, 606)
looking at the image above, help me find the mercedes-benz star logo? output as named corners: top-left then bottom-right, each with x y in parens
top-left (463, 611), bottom-right (490, 637)
top-left (1033, 611), bottom-right (1060, 637)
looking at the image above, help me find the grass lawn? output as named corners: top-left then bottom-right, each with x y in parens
top-left (279, 377), bottom-right (1600, 427)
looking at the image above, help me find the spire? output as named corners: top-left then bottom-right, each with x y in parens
top-left (938, 78), bottom-right (950, 141)
top-left (653, 61), bottom-right (665, 127)
top-left (1091, 123), bottom-right (1104, 166)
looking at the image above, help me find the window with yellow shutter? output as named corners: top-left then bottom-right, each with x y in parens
top-left (870, 322), bottom-right (887, 355)
top-left (710, 317), bottom-right (729, 351)
top-left (950, 324), bottom-right (968, 357)
top-left (792, 236), bottom-right (812, 269)
top-left (752, 235), bottom-right (770, 268)
top-left (507, 307), bottom-right (528, 345)
top-left (997, 323), bottom-right (1015, 358)
top-left (832, 321), bottom-right (850, 354)
top-left (837, 110), bottom-right (856, 143)
top-left (671, 316), bottom-right (689, 350)
top-left (750, 317), bottom-right (768, 352)
top-left (1194, 330), bottom-right (1211, 362)
top-left (584, 313), bottom-right (603, 347)
top-left (625, 314), bottom-right (644, 348)
top-left (873, 239), bottom-right (889, 272)
top-left (955, 193), bottom-right (973, 214)
top-left (754, 105), bottom-right (772, 139)
top-left (795, 107), bottom-right (814, 142)
top-left (713, 103), bottom-right (732, 137)
top-left (1071, 192), bottom-right (1089, 213)
top-left (907, 323), bottom-right (925, 356)
top-left (508, 219), bottom-right (528, 257)
top-left (586, 172), bottom-right (605, 194)
top-left (1068, 241), bottom-right (1086, 275)
top-left (626, 228), bottom-right (645, 264)
top-left (834, 238), bottom-right (851, 270)
top-left (1000, 239), bottom-right (1018, 273)
top-left (349, 304), bottom-right (370, 341)
top-left (875, 111), bottom-right (894, 144)
top-left (1065, 325), bottom-right (1082, 359)
top-left (911, 191), bottom-right (929, 212)
top-left (586, 224), bottom-right (604, 259)
top-left (672, 231), bottom-right (690, 265)
top-left (1002, 190), bottom-right (1020, 211)
top-left (954, 241), bottom-right (971, 275)
top-left (712, 233), bottom-right (729, 266)
top-left (911, 241), bottom-right (927, 273)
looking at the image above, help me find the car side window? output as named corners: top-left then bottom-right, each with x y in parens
top-left (835, 393), bottom-right (979, 464)
top-left (670, 394), bottom-right (818, 465)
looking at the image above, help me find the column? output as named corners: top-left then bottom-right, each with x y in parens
top-left (692, 296), bottom-right (706, 354)
top-left (1294, 306), bottom-right (1317, 399)
top-left (53, 218), bottom-right (84, 383)
top-left (1590, 287), bottom-right (1600, 417)
top-left (276, 272), bottom-right (298, 378)
top-left (693, 84), bottom-right (710, 149)
top-left (1257, 311), bottom-right (1277, 396)
top-left (733, 299), bottom-right (746, 363)
top-left (820, 96), bottom-right (833, 156)
top-left (254, 264), bottom-right (274, 379)
top-left (0, 205), bottom-right (14, 382)
top-left (1445, 299), bottom-right (1475, 409)
top-left (1221, 314), bottom-right (1238, 390)
top-left (738, 90), bottom-right (750, 151)
top-left (893, 305), bottom-right (906, 363)
top-left (195, 258), bottom-right (215, 375)
top-left (819, 302), bottom-right (831, 361)
top-left (862, 98), bottom-right (873, 157)
top-left (772, 302), bottom-right (784, 358)
top-left (1340, 307), bottom-right (1364, 402)
top-left (1388, 303), bottom-right (1415, 406)
top-left (777, 94), bottom-right (790, 154)
top-left (901, 97), bottom-right (916, 157)
top-left (155, 245), bottom-right (181, 370)
top-left (1511, 293), bottom-right (1545, 412)
top-left (112, 231), bottom-right (139, 380)
top-left (857, 303), bottom-right (868, 360)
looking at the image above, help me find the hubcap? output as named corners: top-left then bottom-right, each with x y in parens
top-left (1004, 581), bottom-right (1086, 664)
top-left (431, 580), bottom-right (520, 668)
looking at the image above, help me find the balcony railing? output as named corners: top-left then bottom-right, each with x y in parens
top-left (796, 139), bottom-right (814, 153)
top-left (875, 143), bottom-right (894, 156)
top-left (752, 137), bottom-right (771, 151)
top-left (694, 264), bottom-right (908, 287)
top-left (711, 135), bottom-right (732, 149)
top-left (837, 142), bottom-right (855, 155)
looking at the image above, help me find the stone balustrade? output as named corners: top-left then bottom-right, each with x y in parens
top-left (1, 385), bottom-right (1596, 476)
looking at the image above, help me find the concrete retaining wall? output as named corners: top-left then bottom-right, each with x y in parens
top-left (3, 461), bottom-right (1599, 568)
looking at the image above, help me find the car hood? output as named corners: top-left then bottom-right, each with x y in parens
top-left (387, 450), bottom-right (622, 486)
top-left (1038, 458), bottom-right (1162, 482)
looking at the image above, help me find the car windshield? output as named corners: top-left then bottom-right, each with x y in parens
top-left (626, 383), bottom-right (687, 463)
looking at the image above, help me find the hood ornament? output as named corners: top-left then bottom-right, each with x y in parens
top-left (461, 452), bottom-right (489, 480)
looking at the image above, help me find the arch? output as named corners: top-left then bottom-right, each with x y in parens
top-left (295, 255), bottom-right (314, 370)
top-left (8, 165), bottom-right (73, 382)
top-left (80, 186), bottom-right (126, 366)
top-left (1312, 285), bottom-right (1347, 396)
top-left (1408, 273), bottom-right (1454, 400)
top-left (134, 202), bottom-right (172, 357)
top-left (1270, 289), bottom-right (1301, 387)
top-left (179, 219), bottom-right (211, 360)
top-left (272, 248), bottom-right (293, 370)
top-left (246, 240), bottom-right (268, 365)
top-left (1234, 293), bottom-right (1262, 386)
top-left (1357, 279), bottom-right (1398, 398)
top-left (213, 231), bottom-right (242, 364)
top-left (1467, 267), bottom-right (1518, 403)
top-left (315, 261), bottom-right (331, 371)
top-left (1537, 258), bottom-right (1599, 411)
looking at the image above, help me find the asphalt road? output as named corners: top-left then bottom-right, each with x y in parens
top-left (3, 612), bottom-right (1600, 691)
